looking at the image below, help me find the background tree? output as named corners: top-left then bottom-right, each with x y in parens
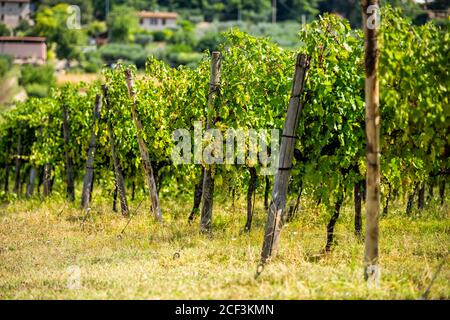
top-left (14, 20), bottom-right (33, 36)
top-left (33, 3), bottom-right (86, 60)
top-left (38, 0), bottom-right (94, 24)
top-left (107, 5), bottom-right (139, 43)
top-left (318, 0), bottom-right (424, 27)
top-left (277, 0), bottom-right (320, 21)
top-left (0, 23), bottom-right (11, 36)
top-left (87, 20), bottom-right (107, 37)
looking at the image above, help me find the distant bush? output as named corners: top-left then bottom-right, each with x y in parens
top-left (14, 19), bottom-right (32, 35)
top-left (19, 64), bottom-right (56, 88)
top-left (152, 29), bottom-right (174, 42)
top-left (25, 83), bottom-right (50, 98)
top-left (0, 23), bottom-right (10, 36)
top-left (83, 50), bottom-right (103, 73)
top-left (87, 21), bottom-right (107, 37)
top-left (206, 21), bottom-right (301, 49)
top-left (135, 33), bottom-right (154, 47)
top-left (0, 54), bottom-right (13, 77)
top-left (196, 32), bottom-right (224, 52)
top-left (99, 43), bottom-right (147, 68)
top-left (166, 43), bottom-right (193, 54)
top-left (246, 22), bottom-right (301, 48)
top-left (107, 5), bottom-right (139, 43)
top-left (82, 61), bottom-right (100, 73)
top-left (151, 44), bottom-right (202, 68)
top-left (19, 64), bottom-right (56, 98)
top-left (174, 52), bottom-right (203, 66)
top-left (168, 27), bottom-right (197, 48)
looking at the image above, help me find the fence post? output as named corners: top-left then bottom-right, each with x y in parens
top-left (362, 0), bottom-right (381, 284)
top-left (103, 85), bottom-right (129, 216)
top-left (260, 53), bottom-right (309, 263)
top-left (81, 94), bottom-right (103, 209)
top-left (200, 51), bottom-right (221, 232)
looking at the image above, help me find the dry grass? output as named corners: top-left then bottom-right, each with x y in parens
top-left (0, 193), bottom-right (448, 300)
top-left (57, 73), bottom-right (99, 85)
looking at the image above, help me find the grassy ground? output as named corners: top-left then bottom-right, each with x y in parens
top-left (0, 193), bottom-right (448, 299)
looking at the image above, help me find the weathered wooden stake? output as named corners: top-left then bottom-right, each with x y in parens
top-left (4, 159), bottom-right (10, 194)
top-left (62, 104), bottom-right (75, 201)
top-left (354, 181), bottom-right (362, 237)
top-left (244, 166), bottom-right (257, 232)
top-left (406, 184), bottom-right (418, 214)
top-left (43, 163), bottom-right (52, 197)
top-left (26, 167), bottom-right (37, 197)
top-left (103, 85), bottom-right (129, 216)
top-left (3, 131), bottom-right (11, 194)
top-left (188, 168), bottom-right (204, 224)
top-left (260, 53), bottom-right (309, 263)
top-left (427, 180), bottom-right (434, 201)
top-left (325, 191), bottom-right (344, 252)
top-left (362, 0), bottom-right (381, 283)
top-left (37, 166), bottom-right (43, 195)
top-left (112, 185), bottom-right (118, 212)
top-left (264, 176), bottom-right (270, 210)
top-left (382, 182), bottom-right (391, 216)
top-left (13, 131), bottom-right (22, 194)
top-left (81, 94), bottom-right (102, 210)
top-left (20, 164), bottom-right (29, 195)
top-left (125, 69), bottom-right (162, 222)
top-left (200, 51), bottom-right (221, 232)
top-left (439, 180), bottom-right (445, 206)
top-left (418, 183), bottom-right (425, 210)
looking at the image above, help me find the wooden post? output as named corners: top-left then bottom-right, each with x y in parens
top-left (244, 166), bottom-right (257, 232)
top-left (112, 185), bottom-right (118, 212)
top-left (3, 136), bottom-right (11, 194)
top-left (382, 182), bottom-right (391, 216)
top-left (325, 192), bottom-right (344, 252)
top-left (103, 85), bottom-right (129, 216)
top-left (427, 180), bottom-right (433, 201)
top-left (362, 0), bottom-right (380, 283)
top-left (260, 53), bottom-right (309, 263)
top-left (188, 168), bottom-right (204, 224)
top-left (20, 164), bottom-right (28, 195)
top-left (13, 131), bottom-right (22, 194)
top-left (418, 183), bottom-right (425, 210)
top-left (354, 181), bottom-right (362, 237)
top-left (439, 179), bottom-right (445, 206)
top-left (90, 171), bottom-right (94, 199)
top-left (200, 51), bottom-right (221, 232)
top-left (62, 104), bottom-right (75, 201)
top-left (264, 176), bottom-right (270, 210)
top-left (81, 94), bottom-right (102, 210)
top-left (4, 158), bottom-right (10, 194)
top-left (26, 167), bottom-right (37, 197)
top-left (43, 163), bottom-right (52, 197)
top-left (124, 69), bottom-right (162, 222)
top-left (41, 118), bottom-right (52, 197)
